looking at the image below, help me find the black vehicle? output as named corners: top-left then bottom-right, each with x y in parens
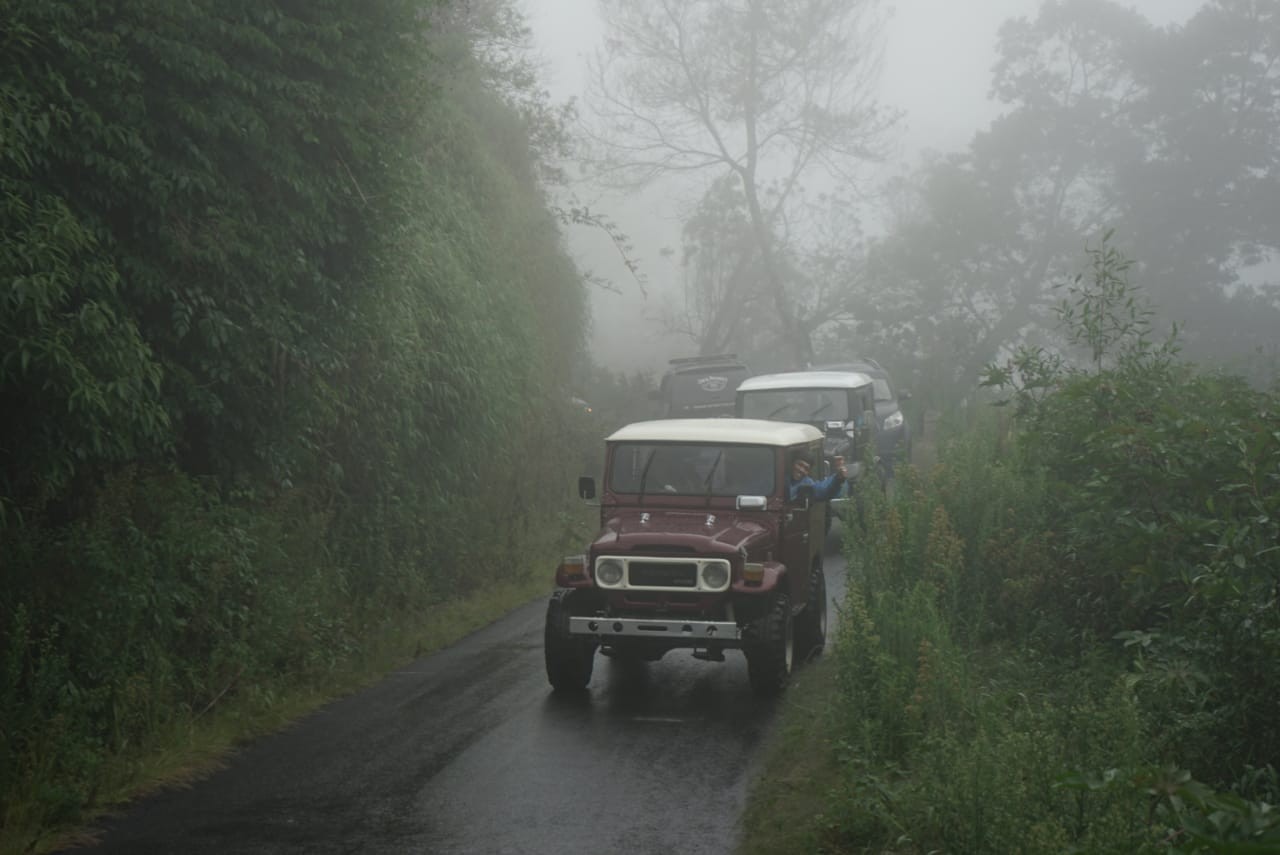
top-left (654, 354), bottom-right (751, 418)
top-left (810, 359), bottom-right (911, 477)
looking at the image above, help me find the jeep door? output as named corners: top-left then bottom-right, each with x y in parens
top-left (780, 443), bottom-right (822, 606)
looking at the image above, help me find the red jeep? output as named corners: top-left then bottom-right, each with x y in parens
top-left (544, 418), bottom-right (830, 696)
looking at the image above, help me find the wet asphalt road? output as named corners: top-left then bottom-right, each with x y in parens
top-left (74, 528), bottom-right (849, 855)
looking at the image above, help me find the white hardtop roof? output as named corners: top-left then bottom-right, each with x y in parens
top-left (737, 370), bottom-right (874, 392)
top-left (607, 418), bottom-right (822, 446)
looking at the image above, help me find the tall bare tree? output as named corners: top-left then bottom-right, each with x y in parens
top-left (662, 176), bottom-right (763, 356)
top-left (583, 0), bottom-right (897, 365)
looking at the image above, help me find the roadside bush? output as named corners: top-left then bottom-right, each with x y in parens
top-left (848, 409), bottom-right (1052, 644)
top-left (985, 238), bottom-right (1280, 785)
top-left (812, 239), bottom-right (1280, 852)
top-left (1, 471), bottom-right (264, 825)
top-left (830, 539), bottom-right (1153, 852)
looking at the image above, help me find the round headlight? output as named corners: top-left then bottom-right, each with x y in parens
top-left (701, 561), bottom-right (730, 590)
top-left (596, 559), bottom-right (624, 586)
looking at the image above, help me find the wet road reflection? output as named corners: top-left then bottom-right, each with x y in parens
top-left (75, 526), bottom-right (849, 855)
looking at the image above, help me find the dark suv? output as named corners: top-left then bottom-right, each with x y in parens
top-left (654, 354), bottom-right (751, 418)
top-left (810, 359), bottom-right (910, 477)
top-left (544, 418), bottom-right (831, 696)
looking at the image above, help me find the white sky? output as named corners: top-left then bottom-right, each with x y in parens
top-left (519, 0), bottom-right (1207, 375)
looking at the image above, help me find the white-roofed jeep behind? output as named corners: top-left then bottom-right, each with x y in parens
top-left (735, 369), bottom-right (878, 490)
top-left (735, 369), bottom-right (880, 531)
top-left (544, 419), bottom-right (831, 696)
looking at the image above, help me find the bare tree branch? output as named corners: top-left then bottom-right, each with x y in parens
top-left (582, 0), bottom-right (899, 364)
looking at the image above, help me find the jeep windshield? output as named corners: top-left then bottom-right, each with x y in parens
top-left (738, 389), bottom-right (852, 423)
top-left (610, 443), bottom-right (775, 497)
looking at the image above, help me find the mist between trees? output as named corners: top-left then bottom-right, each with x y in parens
top-left (569, 0), bottom-right (1278, 414)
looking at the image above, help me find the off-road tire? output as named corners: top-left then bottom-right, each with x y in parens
top-left (797, 562), bottom-right (827, 659)
top-left (544, 589), bottom-right (596, 691)
top-left (745, 591), bottom-right (794, 697)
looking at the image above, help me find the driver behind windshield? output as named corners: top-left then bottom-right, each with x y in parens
top-left (787, 451), bottom-right (847, 501)
top-left (650, 450), bottom-right (702, 494)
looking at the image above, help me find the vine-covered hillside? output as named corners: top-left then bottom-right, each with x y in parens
top-left (1, 1), bottom-right (589, 845)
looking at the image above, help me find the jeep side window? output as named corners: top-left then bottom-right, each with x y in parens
top-left (786, 445), bottom-right (845, 504)
top-left (786, 452), bottom-right (815, 503)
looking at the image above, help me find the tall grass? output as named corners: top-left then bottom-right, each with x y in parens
top-left (746, 395), bottom-right (1280, 853)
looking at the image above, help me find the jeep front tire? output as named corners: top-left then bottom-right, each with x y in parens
top-left (544, 589), bottom-right (596, 691)
top-left (797, 562), bottom-right (827, 659)
top-left (745, 591), bottom-right (793, 696)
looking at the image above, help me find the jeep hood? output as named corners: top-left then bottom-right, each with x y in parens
top-left (591, 509), bottom-right (772, 556)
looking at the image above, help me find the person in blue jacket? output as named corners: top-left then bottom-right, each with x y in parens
top-left (787, 451), bottom-right (848, 501)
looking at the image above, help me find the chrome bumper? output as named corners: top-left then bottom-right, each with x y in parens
top-left (569, 616), bottom-right (743, 644)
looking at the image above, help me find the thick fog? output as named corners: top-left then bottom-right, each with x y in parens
top-left (521, 0), bottom-right (1273, 378)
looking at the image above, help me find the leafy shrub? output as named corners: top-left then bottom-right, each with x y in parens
top-left (984, 237), bottom-right (1280, 783)
top-left (813, 238), bottom-right (1279, 853)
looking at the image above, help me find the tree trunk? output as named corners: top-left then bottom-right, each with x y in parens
top-left (741, 182), bottom-right (813, 367)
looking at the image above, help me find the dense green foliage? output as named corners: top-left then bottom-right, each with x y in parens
top-left (744, 244), bottom-right (1280, 853)
top-left (984, 239), bottom-right (1280, 782)
top-left (1, 0), bottom-right (590, 847)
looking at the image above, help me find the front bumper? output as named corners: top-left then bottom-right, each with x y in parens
top-left (569, 616), bottom-right (743, 646)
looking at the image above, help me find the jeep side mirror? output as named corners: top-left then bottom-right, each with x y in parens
top-left (578, 476), bottom-right (596, 500)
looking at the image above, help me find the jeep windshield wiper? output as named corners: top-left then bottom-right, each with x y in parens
top-left (636, 449), bottom-right (657, 503)
top-left (808, 401), bottom-right (832, 419)
top-left (702, 451), bottom-right (723, 505)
